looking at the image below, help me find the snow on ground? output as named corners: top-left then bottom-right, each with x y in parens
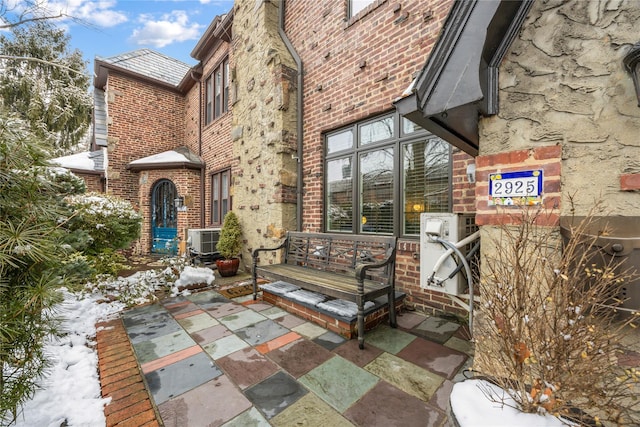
top-left (450, 379), bottom-right (572, 426)
top-left (12, 265), bottom-right (214, 427)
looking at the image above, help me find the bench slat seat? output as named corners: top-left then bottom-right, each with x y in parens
top-left (252, 232), bottom-right (398, 349)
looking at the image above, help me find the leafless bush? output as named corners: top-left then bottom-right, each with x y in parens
top-left (474, 207), bottom-right (640, 425)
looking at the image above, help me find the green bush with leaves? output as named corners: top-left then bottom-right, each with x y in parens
top-left (63, 192), bottom-right (141, 254)
top-left (216, 211), bottom-right (243, 259)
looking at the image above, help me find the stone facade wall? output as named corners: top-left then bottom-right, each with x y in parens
top-left (105, 72), bottom-right (186, 208)
top-left (232, 0), bottom-right (299, 272)
top-left (480, 0), bottom-right (640, 217)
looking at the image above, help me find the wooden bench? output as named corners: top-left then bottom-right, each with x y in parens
top-left (252, 232), bottom-right (397, 349)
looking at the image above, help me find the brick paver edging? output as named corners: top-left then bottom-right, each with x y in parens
top-left (96, 318), bottom-right (161, 427)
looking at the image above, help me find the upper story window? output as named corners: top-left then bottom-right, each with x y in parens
top-left (205, 57), bottom-right (229, 125)
top-left (350, 0), bottom-right (376, 18)
top-left (325, 112), bottom-right (451, 237)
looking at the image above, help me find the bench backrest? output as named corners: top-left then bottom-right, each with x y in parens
top-left (283, 232), bottom-right (396, 283)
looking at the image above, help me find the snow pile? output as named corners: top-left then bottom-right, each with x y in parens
top-left (450, 379), bottom-right (572, 427)
top-left (317, 299), bottom-right (374, 317)
top-left (173, 266), bottom-right (216, 289)
top-left (14, 288), bottom-right (125, 427)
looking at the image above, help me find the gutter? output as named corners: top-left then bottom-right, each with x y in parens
top-left (278, 0), bottom-right (304, 232)
top-left (191, 69), bottom-right (206, 229)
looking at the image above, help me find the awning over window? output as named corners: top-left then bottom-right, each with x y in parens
top-left (127, 146), bottom-right (204, 171)
top-left (394, 0), bottom-right (533, 156)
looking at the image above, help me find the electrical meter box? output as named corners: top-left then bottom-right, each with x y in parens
top-left (419, 213), bottom-right (477, 295)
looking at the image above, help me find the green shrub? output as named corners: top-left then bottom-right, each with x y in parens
top-left (63, 192), bottom-right (141, 255)
top-left (216, 211), bottom-right (242, 259)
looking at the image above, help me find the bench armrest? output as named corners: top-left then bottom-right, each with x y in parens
top-left (252, 238), bottom-right (288, 261)
top-left (354, 246), bottom-right (397, 282)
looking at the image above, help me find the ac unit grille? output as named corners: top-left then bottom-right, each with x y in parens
top-left (188, 229), bottom-right (221, 254)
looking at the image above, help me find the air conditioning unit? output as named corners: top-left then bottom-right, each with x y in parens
top-left (187, 228), bottom-right (221, 254)
top-left (420, 213), bottom-right (478, 295)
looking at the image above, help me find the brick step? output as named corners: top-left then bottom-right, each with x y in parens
top-left (261, 288), bottom-right (405, 339)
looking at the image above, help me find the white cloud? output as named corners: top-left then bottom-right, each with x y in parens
top-left (42, 0), bottom-right (128, 28)
top-left (129, 10), bottom-right (203, 48)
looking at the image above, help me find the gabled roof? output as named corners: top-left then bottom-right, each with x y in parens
top-left (94, 48), bottom-right (193, 90)
top-left (127, 146), bottom-right (204, 171)
top-left (191, 10), bottom-right (234, 62)
top-left (51, 150), bottom-right (105, 175)
top-left (394, 0), bottom-right (534, 156)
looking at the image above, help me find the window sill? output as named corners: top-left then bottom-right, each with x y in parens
top-left (345, 0), bottom-right (387, 28)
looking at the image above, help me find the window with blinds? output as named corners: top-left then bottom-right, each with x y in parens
top-left (325, 112), bottom-right (451, 237)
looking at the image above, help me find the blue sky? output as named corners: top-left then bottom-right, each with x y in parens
top-left (29, 1), bottom-right (234, 69)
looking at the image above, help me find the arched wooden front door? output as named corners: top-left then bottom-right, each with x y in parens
top-left (151, 179), bottom-right (178, 255)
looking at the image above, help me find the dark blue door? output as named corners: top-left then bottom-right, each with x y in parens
top-left (151, 179), bottom-right (178, 255)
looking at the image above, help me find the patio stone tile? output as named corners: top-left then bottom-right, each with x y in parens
top-left (190, 324), bottom-right (232, 345)
top-left (429, 379), bottom-right (454, 413)
top-left (121, 304), bottom-right (167, 326)
top-left (221, 407), bottom-right (270, 427)
top-left (158, 375), bottom-right (251, 427)
top-left (132, 329), bottom-right (197, 364)
top-left (219, 309), bottom-right (267, 331)
top-left (312, 331), bottom-right (347, 351)
top-left (254, 332), bottom-right (301, 354)
top-left (412, 316), bottom-right (460, 344)
top-left (270, 393), bottom-right (354, 427)
top-left (271, 313), bottom-right (306, 329)
top-left (186, 290), bottom-right (230, 309)
top-left (396, 311), bottom-right (429, 330)
top-left (216, 347), bottom-right (279, 390)
top-left (177, 312), bottom-right (220, 333)
top-left (243, 302), bottom-right (272, 312)
top-left (291, 322), bottom-right (328, 340)
top-left (344, 380), bottom-right (445, 427)
top-left (234, 319), bottom-right (289, 346)
top-left (364, 352), bottom-right (444, 402)
top-left (208, 303), bottom-right (249, 321)
top-left (332, 339), bottom-right (383, 368)
top-left (203, 334), bottom-right (250, 360)
top-left (259, 306), bottom-right (288, 319)
top-left (266, 339), bottom-right (332, 378)
top-left (144, 351), bottom-right (222, 405)
top-left (244, 371), bottom-right (307, 419)
top-left (396, 337), bottom-right (467, 379)
top-left (299, 356), bottom-right (378, 413)
top-left (362, 324), bottom-right (416, 354)
top-left (445, 335), bottom-right (475, 356)
top-left (164, 301), bottom-right (200, 316)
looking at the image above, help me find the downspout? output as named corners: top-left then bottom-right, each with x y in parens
top-left (278, 0), bottom-right (303, 232)
top-left (191, 69), bottom-right (206, 228)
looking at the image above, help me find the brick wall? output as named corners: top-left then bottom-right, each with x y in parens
top-left (106, 72), bottom-right (186, 208)
top-left (76, 173), bottom-right (105, 193)
top-left (283, 0), bottom-right (472, 316)
top-left (137, 169), bottom-right (202, 253)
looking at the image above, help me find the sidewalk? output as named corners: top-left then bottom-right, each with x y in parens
top-left (96, 280), bottom-right (473, 426)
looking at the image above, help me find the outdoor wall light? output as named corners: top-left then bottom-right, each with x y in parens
top-left (623, 42), bottom-right (640, 107)
top-left (174, 196), bottom-right (184, 209)
top-left (466, 163), bottom-right (476, 184)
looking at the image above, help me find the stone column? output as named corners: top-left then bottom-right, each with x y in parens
top-left (231, 0), bottom-right (299, 270)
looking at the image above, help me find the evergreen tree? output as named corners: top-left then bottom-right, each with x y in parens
top-left (0, 109), bottom-right (69, 424)
top-left (0, 20), bottom-right (92, 153)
